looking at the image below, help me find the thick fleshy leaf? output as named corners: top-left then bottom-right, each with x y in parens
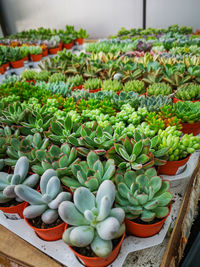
top-left (96, 180), bottom-right (115, 210)
top-left (153, 147), bottom-right (169, 157)
top-left (102, 162), bottom-right (115, 181)
top-left (141, 210), bottom-right (156, 222)
top-left (10, 174), bottom-right (21, 185)
top-left (115, 173), bottom-right (123, 184)
top-left (127, 192), bottom-right (139, 205)
top-left (93, 160), bottom-right (104, 178)
top-left (41, 209), bottom-right (58, 224)
top-left (74, 187), bottom-right (96, 213)
top-left (40, 169), bottom-right (57, 194)
top-left (0, 191), bottom-right (12, 203)
top-left (145, 168), bottom-right (157, 178)
top-left (136, 154), bottom-right (150, 164)
top-left (51, 121), bottom-right (63, 135)
top-left (45, 176), bottom-right (61, 199)
top-left (154, 206), bottom-right (169, 218)
top-left (36, 150), bottom-right (46, 162)
top-left (0, 172), bottom-right (9, 190)
top-left (23, 204), bottom-right (47, 219)
top-left (123, 137), bottom-right (133, 156)
top-left (48, 192), bottom-right (72, 209)
top-left (64, 116), bottom-right (73, 132)
top-left (3, 185), bottom-right (16, 198)
top-left (70, 226), bottom-right (94, 247)
top-left (91, 234), bottom-right (112, 258)
top-left (119, 148), bottom-right (130, 161)
top-left (155, 192), bottom-right (173, 206)
top-left (151, 135), bottom-right (159, 148)
top-left (144, 199), bottom-right (159, 210)
top-left (136, 174), bottom-right (149, 187)
top-left (118, 182), bottom-right (129, 199)
top-left (85, 177), bottom-right (99, 191)
top-left (87, 151), bottom-right (99, 169)
top-left (58, 201), bottom-right (89, 226)
top-left (149, 176), bottom-right (162, 193)
top-left (97, 196), bottom-right (111, 221)
top-left (133, 140), bottom-right (143, 157)
top-left (128, 205), bottom-right (143, 215)
top-left (115, 192), bottom-right (130, 206)
top-left (135, 193), bottom-right (148, 205)
top-left (84, 210), bottom-right (95, 222)
top-left (134, 130), bottom-right (142, 142)
top-left (61, 176), bottom-right (82, 189)
top-left (49, 145), bottom-right (60, 157)
top-left (15, 185), bottom-right (43, 205)
top-left (31, 165), bottom-right (44, 175)
top-left (96, 217), bottom-right (120, 240)
top-left (124, 171), bottom-right (136, 187)
top-left (110, 208), bottom-right (125, 224)
top-left (14, 156), bottom-right (29, 181)
top-left (154, 181), bottom-right (170, 197)
top-left (22, 174), bottom-right (39, 188)
top-left (131, 162), bottom-right (142, 170)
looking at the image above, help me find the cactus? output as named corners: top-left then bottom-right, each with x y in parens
top-left (61, 151), bottom-right (115, 192)
top-left (115, 168), bottom-right (172, 222)
top-left (32, 143), bottom-right (79, 176)
top-left (15, 169), bottom-right (71, 224)
top-left (0, 156), bottom-right (39, 204)
top-left (106, 131), bottom-right (169, 170)
top-left (5, 133), bottom-right (49, 167)
top-left (59, 180), bottom-right (125, 257)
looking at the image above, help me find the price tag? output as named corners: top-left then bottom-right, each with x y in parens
top-left (3, 212), bottom-right (21, 220)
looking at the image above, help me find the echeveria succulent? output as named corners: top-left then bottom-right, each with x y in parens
top-left (15, 169), bottom-right (71, 224)
top-left (59, 180), bottom-right (125, 257)
top-left (115, 168), bottom-right (172, 222)
top-left (0, 156), bottom-right (39, 203)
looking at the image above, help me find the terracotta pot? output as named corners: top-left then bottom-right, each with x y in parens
top-left (10, 59), bottom-right (24, 69)
top-left (116, 90), bottom-right (122, 96)
top-left (22, 56), bottom-right (29, 62)
top-left (63, 42), bottom-right (73, 50)
top-left (67, 228), bottom-right (125, 267)
top-left (59, 41), bottom-right (63, 51)
top-left (125, 204), bottom-right (172, 238)
top-left (48, 47), bottom-right (59, 54)
top-left (2, 62), bottom-right (9, 71)
top-left (76, 38), bottom-right (84, 45)
top-left (181, 121), bottom-right (200, 136)
top-left (173, 97), bottom-right (200, 104)
top-left (24, 203), bottom-right (66, 241)
top-left (0, 201), bottom-right (26, 218)
top-left (72, 85), bottom-right (84, 91)
top-left (0, 65), bottom-right (4, 74)
top-left (26, 80), bottom-right (36, 84)
top-left (30, 54), bottom-right (42, 62)
top-left (158, 155), bottom-right (191, 175)
top-left (89, 88), bottom-right (102, 93)
top-left (42, 48), bottom-right (48, 57)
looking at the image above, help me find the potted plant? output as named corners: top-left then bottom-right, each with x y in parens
top-left (49, 72), bottom-right (66, 83)
top-left (0, 61), bottom-right (4, 74)
top-left (46, 35), bottom-right (61, 54)
top-left (66, 75), bottom-right (84, 90)
top-left (7, 47), bottom-right (24, 68)
top-left (147, 82), bottom-right (172, 96)
top-left (62, 36), bottom-right (75, 50)
top-left (173, 83), bottom-right (200, 103)
top-left (0, 156), bottom-right (39, 218)
top-left (15, 169), bottom-right (72, 241)
top-left (58, 180), bottom-right (125, 267)
top-left (75, 28), bottom-right (89, 45)
top-left (102, 80), bottom-right (123, 95)
top-left (21, 69), bottom-right (37, 83)
top-left (115, 168), bottom-right (172, 237)
top-left (29, 46), bottom-right (43, 62)
top-left (84, 78), bottom-right (102, 93)
top-left (124, 80), bottom-right (145, 94)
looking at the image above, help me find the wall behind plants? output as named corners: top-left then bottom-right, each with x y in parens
top-left (0, 0), bottom-right (142, 38)
top-left (146, 0), bottom-right (200, 31)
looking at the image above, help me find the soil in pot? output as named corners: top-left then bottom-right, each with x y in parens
top-left (28, 216), bottom-right (63, 230)
top-left (130, 216), bottom-right (163, 226)
top-left (0, 198), bottom-right (22, 208)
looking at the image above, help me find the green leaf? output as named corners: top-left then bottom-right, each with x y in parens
top-left (118, 182), bottom-right (129, 199)
top-left (151, 135), bottom-right (159, 148)
top-left (58, 155), bottom-right (68, 168)
top-left (141, 210), bottom-right (155, 222)
top-left (127, 192), bottom-right (139, 205)
top-left (51, 121), bottom-right (63, 135)
top-left (149, 176), bottom-right (162, 194)
top-left (144, 199), bottom-right (159, 210)
top-left (87, 151), bottom-right (99, 169)
top-left (119, 148), bottom-right (130, 161)
top-left (36, 150), bottom-right (46, 162)
top-left (154, 206), bottom-right (169, 218)
top-left (68, 136), bottom-right (79, 146)
top-left (31, 165), bottom-right (45, 175)
top-left (134, 130), bottom-right (142, 142)
top-left (96, 126), bottom-right (103, 138)
top-left (124, 171), bottom-right (136, 187)
top-left (64, 116), bottom-right (72, 132)
top-left (136, 154), bottom-right (150, 164)
top-left (61, 176), bottom-right (82, 188)
top-left (145, 168), bottom-right (157, 178)
top-left (49, 145), bottom-right (60, 157)
top-left (154, 147), bottom-right (169, 157)
top-left (85, 177), bottom-right (99, 191)
top-left (154, 181), bottom-right (170, 197)
top-left (61, 143), bottom-right (70, 156)
top-left (133, 140), bottom-right (143, 157)
top-left (93, 160), bottom-right (104, 177)
top-left (155, 192), bottom-right (172, 206)
top-left (135, 193), bottom-right (148, 205)
top-left (136, 174), bottom-right (149, 187)
top-left (123, 137), bottom-right (133, 155)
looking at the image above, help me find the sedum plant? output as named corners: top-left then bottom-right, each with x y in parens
top-left (102, 79), bottom-right (122, 92)
top-left (61, 151), bottom-right (115, 192)
top-left (106, 131), bottom-right (169, 170)
top-left (0, 156), bottom-right (39, 203)
top-left (15, 169), bottom-right (71, 224)
top-left (115, 168), bottom-right (172, 221)
top-left (59, 180), bottom-right (125, 257)
top-left (84, 78), bottom-right (102, 90)
top-left (175, 83), bottom-right (200, 101)
top-left (124, 80), bottom-right (145, 94)
top-left (147, 82), bottom-right (172, 96)
top-left (32, 143), bottom-right (79, 176)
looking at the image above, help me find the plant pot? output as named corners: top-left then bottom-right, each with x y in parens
top-left (0, 201), bottom-right (26, 218)
top-left (22, 56), bottom-right (29, 62)
top-left (24, 203), bottom-right (66, 241)
top-left (87, 88), bottom-right (101, 93)
top-left (72, 85), bottom-right (83, 91)
top-left (76, 38), bottom-right (84, 45)
top-left (26, 80), bottom-right (36, 84)
top-left (158, 155), bottom-right (191, 175)
top-left (10, 59), bottom-right (24, 69)
top-left (0, 65), bottom-right (4, 74)
top-left (67, 229), bottom-right (125, 267)
top-left (116, 90), bottom-right (122, 96)
top-left (30, 54), bottom-right (42, 62)
top-left (125, 204), bottom-right (172, 238)
top-left (173, 97), bottom-right (200, 104)
top-left (2, 62), bottom-right (9, 71)
top-left (48, 47), bottom-right (59, 54)
top-left (63, 42), bottom-right (73, 50)
top-left (59, 42), bottom-right (63, 51)
top-left (42, 48), bottom-right (48, 57)
top-left (181, 121), bottom-right (200, 135)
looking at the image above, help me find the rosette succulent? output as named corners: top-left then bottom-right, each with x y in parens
top-left (59, 180), bottom-right (125, 257)
top-left (115, 168), bottom-right (172, 221)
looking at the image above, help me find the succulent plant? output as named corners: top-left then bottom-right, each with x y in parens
top-left (115, 168), bottom-right (172, 221)
top-left (124, 80), bottom-right (145, 94)
top-left (36, 70), bottom-right (50, 82)
top-left (5, 133), bottom-right (49, 167)
top-left (84, 78), bottom-right (102, 90)
top-left (175, 101), bottom-right (200, 123)
top-left (28, 46), bottom-right (42, 55)
top-left (49, 73), bottom-right (66, 83)
top-left (102, 79), bottom-right (122, 92)
top-left (32, 143), bottom-right (79, 176)
top-left (66, 75), bottom-right (84, 87)
top-left (175, 83), bottom-right (200, 101)
top-left (15, 169), bottom-right (71, 224)
top-left (139, 95), bottom-right (172, 112)
top-left (106, 131), bottom-right (169, 170)
top-left (0, 156), bottom-right (39, 203)
top-left (21, 69), bottom-right (38, 80)
top-left (61, 151), bottom-right (115, 192)
top-left (147, 82), bottom-right (172, 96)
top-left (59, 180), bottom-right (125, 257)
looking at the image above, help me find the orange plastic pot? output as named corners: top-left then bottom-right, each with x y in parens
top-left (59, 42), bottom-right (63, 51)
top-left (26, 80), bottom-right (36, 84)
top-left (125, 205), bottom-right (172, 238)
top-left (158, 155), bottom-right (191, 175)
top-left (22, 56), bottom-right (29, 62)
top-left (30, 54), bottom-right (42, 62)
top-left (0, 201), bottom-right (26, 218)
top-left (173, 97), bottom-right (200, 104)
top-left (76, 38), bottom-right (84, 45)
top-left (181, 121), bottom-right (200, 135)
top-left (116, 90), bottom-right (122, 96)
top-left (42, 48), bottom-right (48, 57)
top-left (48, 47), bottom-right (59, 54)
top-left (2, 62), bottom-right (9, 71)
top-left (63, 42), bottom-right (73, 50)
top-left (72, 85), bottom-right (83, 91)
top-left (67, 228), bottom-right (125, 267)
top-left (24, 203), bottom-right (66, 241)
top-left (10, 59), bottom-right (24, 68)
top-left (0, 65), bottom-right (4, 74)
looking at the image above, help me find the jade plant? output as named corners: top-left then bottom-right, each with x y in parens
top-left (124, 80), bottom-right (145, 94)
top-left (58, 180), bottom-right (125, 257)
top-left (147, 83), bottom-right (172, 96)
top-left (115, 168), bottom-right (172, 221)
top-left (0, 156), bottom-right (39, 204)
top-left (15, 169), bottom-right (71, 224)
top-left (32, 143), bottom-right (79, 176)
top-left (61, 151), bottom-right (115, 192)
top-left (106, 131), bottom-right (169, 170)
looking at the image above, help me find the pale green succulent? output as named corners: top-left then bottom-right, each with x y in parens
top-left (0, 156), bottom-right (39, 203)
top-left (59, 180), bottom-right (125, 258)
top-left (115, 168), bottom-right (172, 222)
top-left (15, 169), bottom-right (71, 224)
